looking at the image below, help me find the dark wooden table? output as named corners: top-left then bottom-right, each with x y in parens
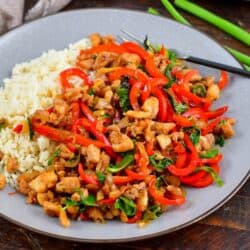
top-left (1, 1), bottom-right (249, 249)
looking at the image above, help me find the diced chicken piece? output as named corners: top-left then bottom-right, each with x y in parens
top-left (199, 134), bottom-right (215, 151)
top-left (17, 172), bottom-right (39, 195)
top-left (63, 87), bottom-right (85, 102)
top-left (153, 54), bottom-right (168, 73)
top-left (56, 177), bottom-right (80, 194)
top-left (137, 189), bottom-right (148, 212)
top-left (59, 144), bottom-right (74, 160)
top-left (102, 34), bottom-right (116, 44)
top-left (220, 120), bottom-right (235, 138)
top-left (120, 53), bottom-right (141, 69)
top-left (6, 157), bottom-right (18, 173)
top-left (89, 33), bottom-right (102, 46)
top-left (156, 134), bottom-right (171, 150)
top-left (88, 207), bottom-right (104, 223)
top-left (43, 201), bottom-right (60, 217)
top-left (166, 185), bottom-right (183, 196)
top-left (32, 110), bottom-right (50, 124)
top-left (96, 152), bottom-right (110, 172)
top-left (204, 76), bottom-right (215, 87)
top-left (207, 84), bottom-right (220, 101)
top-left (125, 97), bottom-right (159, 119)
top-left (86, 144), bottom-right (101, 164)
top-left (29, 170), bottom-right (58, 193)
top-left (152, 122), bottom-right (176, 134)
top-left (109, 130), bottom-right (134, 152)
top-left (59, 208), bottom-right (71, 228)
top-left (124, 182), bottom-right (146, 200)
top-left (170, 131), bottom-right (184, 142)
top-left (93, 52), bottom-right (120, 70)
top-left (0, 174), bottom-right (6, 190)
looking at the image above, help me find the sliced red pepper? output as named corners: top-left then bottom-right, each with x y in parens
top-left (121, 42), bottom-right (149, 61)
top-left (130, 81), bottom-right (143, 110)
top-left (201, 116), bottom-right (223, 135)
top-left (175, 152), bottom-right (187, 168)
top-left (80, 102), bottom-right (96, 123)
top-left (65, 143), bottom-right (76, 153)
top-left (70, 102), bottom-right (80, 125)
top-left (182, 70), bottom-right (199, 84)
top-left (97, 198), bottom-right (115, 205)
top-left (204, 106), bottom-right (228, 119)
top-left (82, 43), bottom-right (128, 54)
top-left (145, 57), bottom-right (168, 80)
top-left (198, 154), bottom-right (223, 165)
top-left (182, 107), bottom-right (208, 121)
top-left (173, 114), bottom-right (194, 127)
top-left (168, 134), bottom-right (199, 176)
top-left (126, 209), bottom-right (142, 224)
top-left (148, 176), bottom-right (185, 205)
top-left (78, 163), bottom-right (99, 185)
top-left (218, 71), bottom-right (229, 90)
top-left (60, 68), bottom-right (91, 90)
top-left (180, 171), bottom-right (207, 184)
top-left (146, 141), bottom-right (154, 156)
top-left (13, 124), bottom-right (23, 134)
top-left (152, 87), bottom-right (168, 122)
top-left (140, 82), bottom-right (152, 103)
top-left (125, 169), bottom-right (146, 181)
top-left (113, 176), bottom-right (133, 185)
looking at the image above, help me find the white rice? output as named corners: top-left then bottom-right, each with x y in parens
top-left (0, 38), bottom-right (91, 187)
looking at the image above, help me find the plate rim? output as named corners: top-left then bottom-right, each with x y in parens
top-left (0, 8), bottom-right (249, 243)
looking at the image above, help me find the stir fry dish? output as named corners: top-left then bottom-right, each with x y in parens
top-left (0, 33), bottom-right (235, 228)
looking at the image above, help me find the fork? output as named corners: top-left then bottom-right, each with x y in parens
top-left (119, 29), bottom-right (250, 77)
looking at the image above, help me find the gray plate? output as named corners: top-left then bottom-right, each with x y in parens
top-left (0, 8), bottom-right (249, 243)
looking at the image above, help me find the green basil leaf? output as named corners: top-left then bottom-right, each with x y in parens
top-left (96, 172), bottom-right (105, 183)
top-left (115, 196), bottom-right (136, 217)
top-left (200, 148), bottom-right (219, 159)
top-left (142, 205), bottom-right (162, 222)
top-left (47, 148), bottom-right (61, 166)
top-left (117, 77), bottom-right (131, 112)
top-left (63, 198), bottom-right (79, 210)
top-left (196, 166), bottom-right (224, 187)
top-left (149, 154), bottom-right (173, 172)
top-left (80, 194), bottom-right (96, 206)
top-left (108, 152), bottom-right (134, 173)
top-left (88, 88), bottom-right (95, 96)
top-left (167, 91), bottom-right (187, 114)
top-left (215, 135), bottom-right (225, 147)
top-left (184, 127), bottom-right (201, 145)
top-left (191, 84), bottom-right (206, 97)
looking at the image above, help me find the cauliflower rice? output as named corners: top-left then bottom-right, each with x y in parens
top-left (0, 38), bottom-right (91, 187)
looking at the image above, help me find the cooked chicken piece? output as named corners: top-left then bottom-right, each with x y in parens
top-left (86, 144), bottom-right (101, 164)
top-left (123, 182), bottom-right (146, 200)
top-left (94, 97), bottom-right (111, 110)
top-left (0, 174), bottom-right (6, 190)
top-left (32, 110), bottom-right (50, 124)
top-left (29, 170), bottom-right (58, 193)
top-left (88, 207), bottom-right (104, 223)
top-left (59, 144), bottom-right (74, 160)
top-left (166, 185), bottom-right (183, 196)
top-left (198, 133), bottom-right (215, 151)
top-left (125, 97), bottom-right (159, 119)
top-left (156, 134), bottom-right (172, 150)
top-left (43, 201), bottom-right (60, 217)
top-left (17, 171), bottom-right (39, 195)
top-left (6, 156), bottom-right (19, 173)
top-left (170, 131), bottom-right (184, 142)
top-left (54, 98), bottom-right (69, 117)
top-left (56, 177), bottom-right (80, 194)
top-left (63, 87), bottom-right (85, 102)
top-left (77, 52), bottom-right (95, 70)
top-left (93, 52), bottom-right (120, 70)
top-left (37, 193), bottom-right (48, 206)
top-left (96, 152), bottom-right (110, 172)
top-left (109, 130), bottom-right (134, 152)
top-left (153, 54), bottom-right (168, 73)
top-left (220, 120), bottom-right (235, 138)
top-left (104, 89), bottom-right (113, 103)
top-left (89, 33), bottom-right (102, 47)
top-left (59, 208), bottom-right (71, 227)
top-left (102, 34), bottom-right (116, 44)
top-left (204, 76), bottom-right (215, 87)
top-left (120, 53), bottom-right (141, 69)
top-left (152, 122), bottom-right (176, 134)
top-left (136, 142), bottom-right (149, 165)
top-left (207, 84), bottom-right (220, 101)
top-left (182, 69), bottom-right (202, 82)
top-left (137, 189), bottom-right (148, 212)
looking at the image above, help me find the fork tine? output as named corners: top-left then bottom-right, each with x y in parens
top-left (120, 29), bottom-right (144, 45)
top-left (117, 35), bottom-right (128, 43)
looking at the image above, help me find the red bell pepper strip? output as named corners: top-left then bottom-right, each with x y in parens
top-left (113, 176), bottom-right (133, 185)
top-left (201, 116), bottom-right (223, 135)
top-left (175, 152), bottom-right (187, 168)
top-left (173, 114), bottom-right (194, 127)
top-left (152, 87), bottom-right (168, 122)
top-left (65, 143), bottom-right (76, 153)
top-left (130, 81), bottom-right (143, 110)
top-left (60, 68), bottom-right (91, 90)
top-left (108, 67), bottom-right (148, 84)
top-left (13, 124), bottom-right (23, 134)
top-left (182, 70), bottom-right (199, 84)
top-left (146, 141), bottom-right (154, 156)
top-left (97, 198), bottom-right (115, 205)
top-left (80, 102), bottom-right (96, 123)
top-left (125, 169), bottom-right (146, 181)
top-left (168, 134), bottom-right (199, 176)
top-left (70, 102), bottom-right (80, 125)
top-left (182, 107), bottom-right (208, 121)
top-left (78, 163), bottom-right (99, 185)
top-left (145, 57), bottom-right (168, 80)
top-left (82, 43), bottom-right (128, 55)
top-left (140, 82), bottom-right (152, 103)
top-left (204, 106), bottom-right (228, 119)
top-left (126, 209), bottom-right (142, 224)
top-left (148, 176), bottom-right (185, 205)
top-left (197, 154), bottom-right (223, 165)
top-left (180, 171), bottom-right (207, 184)
top-left (218, 71), bottom-right (229, 90)
top-left (121, 42), bottom-right (149, 60)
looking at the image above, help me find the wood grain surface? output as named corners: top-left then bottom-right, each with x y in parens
top-left (1, 1), bottom-right (249, 249)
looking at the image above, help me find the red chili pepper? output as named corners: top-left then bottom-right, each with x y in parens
top-left (66, 143), bottom-right (76, 153)
top-left (13, 124), bottom-right (23, 134)
top-left (140, 82), bottom-right (152, 103)
top-left (80, 102), bottom-right (96, 123)
top-left (175, 152), bottom-right (187, 168)
top-left (148, 176), bottom-right (185, 205)
top-left (60, 68), bottom-right (91, 90)
top-left (168, 134), bottom-right (199, 176)
top-left (113, 176), bottom-right (133, 185)
top-left (108, 67), bottom-right (148, 84)
top-left (146, 141), bottom-right (154, 156)
top-left (126, 209), bottom-right (142, 224)
top-left (130, 81), bottom-right (143, 110)
top-left (125, 169), bottom-right (146, 181)
top-left (182, 107), bottom-right (208, 121)
top-left (180, 171), bottom-right (207, 184)
top-left (80, 213), bottom-right (89, 220)
top-left (218, 71), bottom-right (229, 90)
top-left (82, 43), bottom-right (128, 54)
top-left (152, 87), bottom-right (168, 122)
top-left (145, 57), bottom-right (168, 80)
top-left (70, 102), bottom-right (80, 125)
top-left (78, 163), bottom-right (99, 185)
top-left (97, 198), bottom-right (115, 205)
top-left (198, 154), bottom-right (223, 165)
top-left (201, 116), bottom-right (223, 135)
top-left (173, 114), bottom-right (194, 127)
top-left (204, 106), bottom-right (228, 119)
top-left (182, 70), bottom-right (199, 84)
top-left (159, 44), bottom-right (166, 56)
top-left (121, 42), bottom-right (149, 60)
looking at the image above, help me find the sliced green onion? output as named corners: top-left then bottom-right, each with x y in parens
top-left (174, 0), bottom-right (250, 46)
top-left (225, 46), bottom-right (250, 67)
top-left (161, 0), bottom-right (190, 26)
top-left (147, 7), bottom-right (160, 16)
top-left (244, 64), bottom-right (250, 71)
top-left (108, 153), bottom-right (134, 173)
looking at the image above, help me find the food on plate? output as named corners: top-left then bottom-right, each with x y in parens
top-left (0, 33), bottom-right (235, 227)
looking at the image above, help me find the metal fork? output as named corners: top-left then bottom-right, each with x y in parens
top-left (119, 29), bottom-right (250, 77)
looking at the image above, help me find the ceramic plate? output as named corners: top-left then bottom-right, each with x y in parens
top-left (0, 9), bottom-right (249, 243)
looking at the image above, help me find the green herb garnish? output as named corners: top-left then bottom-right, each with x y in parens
top-left (200, 148), bottom-right (219, 159)
top-left (115, 196), bottom-right (136, 217)
top-left (108, 152), bottom-right (134, 173)
top-left (215, 135), bottom-right (225, 147)
top-left (167, 91), bottom-right (187, 114)
top-left (191, 84), bottom-right (206, 97)
top-left (88, 88), bottom-right (95, 96)
top-left (184, 127), bottom-right (200, 145)
top-left (96, 172), bottom-right (106, 183)
top-left (117, 77), bottom-right (131, 112)
top-left (195, 166), bottom-right (224, 187)
top-left (149, 154), bottom-right (173, 172)
top-left (47, 148), bottom-right (61, 166)
top-left (142, 205), bottom-right (162, 223)
top-left (147, 7), bottom-right (160, 16)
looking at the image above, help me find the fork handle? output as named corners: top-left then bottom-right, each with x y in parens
top-left (185, 56), bottom-right (250, 77)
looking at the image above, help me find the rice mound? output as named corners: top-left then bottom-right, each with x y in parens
top-left (0, 38), bottom-right (91, 187)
